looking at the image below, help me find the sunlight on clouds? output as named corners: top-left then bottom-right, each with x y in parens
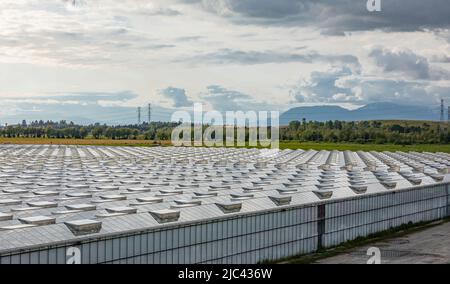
top-left (0, 0), bottom-right (448, 121)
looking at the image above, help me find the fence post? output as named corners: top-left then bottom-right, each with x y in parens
top-left (317, 204), bottom-right (326, 250)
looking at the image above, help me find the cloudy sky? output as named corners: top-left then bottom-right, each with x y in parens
top-left (0, 0), bottom-right (449, 123)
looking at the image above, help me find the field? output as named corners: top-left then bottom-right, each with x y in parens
top-left (1, 137), bottom-right (450, 153)
top-left (0, 137), bottom-right (170, 147)
top-left (279, 141), bottom-right (450, 153)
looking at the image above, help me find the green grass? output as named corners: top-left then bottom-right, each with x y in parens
top-left (2, 137), bottom-right (450, 153)
top-left (279, 141), bottom-right (450, 153)
top-left (0, 137), bottom-right (171, 147)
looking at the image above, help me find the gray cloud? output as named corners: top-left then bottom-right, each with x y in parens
top-left (0, 2), bottom-right (178, 68)
top-left (290, 66), bottom-right (450, 106)
top-left (369, 47), bottom-right (431, 79)
top-left (185, 0), bottom-right (450, 34)
top-left (0, 91), bottom-right (138, 104)
top-left (160, 87), bottom-right (193, 107)
top-left (188, 48), bottom-right (361, 70)
top-left (200, 85), bottom-right (279, 111)
top-left (369, 47), bottom-right (449, 80)
top-left (64, 0), bottom-right (181, 16)
top-left (291, 67), bottom-right (358, 103)
top-left (432, 54), bottom-right (450, 63)
top-left (202, 85), bottom-right (252, 111)
top-left (175, 36), bottom-right (204, 42)
top-left (50, 91), bottom-right (138, 102)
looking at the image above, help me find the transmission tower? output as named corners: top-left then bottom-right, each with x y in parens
top-left (448, 106), bottom-right (450, 123)
top-left (148, 103), bottom-right (151, 123)
top-left (137, 107), bottom-right (141, 124)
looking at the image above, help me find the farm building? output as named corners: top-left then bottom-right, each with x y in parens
top-left (0, 145), bottom-right (449, 264)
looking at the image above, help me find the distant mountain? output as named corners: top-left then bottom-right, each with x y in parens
top-left (280, 102), bottom-right (440, 125)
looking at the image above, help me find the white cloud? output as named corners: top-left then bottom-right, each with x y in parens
top-left (0, 0), bottom-right (449, 121)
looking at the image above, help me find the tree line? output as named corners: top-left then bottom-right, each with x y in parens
top-left (0, 120), bottom-right (179, 140)
top-left (282, 120), bottom-right (450, 144)
top-left (1, 119), bottom-right (450, 144)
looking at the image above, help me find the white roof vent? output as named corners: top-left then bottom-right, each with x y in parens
top-left (381, 181), bottom-right (397, 189)
top-left (33, 191), bottom-right (59, 196)
top-left (66, 184), bottom-right (90, 189)
top-left (214, 160), bottom-right (228, 167)
top-left (0, 199), bottom-right (22, 206)
top-left (260, 176), bottom-right (276, 181)
top-left (36, 182), bottom-right (60, 187)
top-left (66, 177), bottom-right (87, 182)
top-left (0, 212), bottom-right (13, 221)
top-left (209, 185), bottom-right (231, 191)
top-left (349, 178), bottom-right (365, 184)
top-left (254, 162), bottom-right (267, 169)
top-left (148, 182), bottom-right (170, 186)
top-left (407, 177), bottom-right (422, 185)
top-left (412, 165), bottom-right (424, 172)
top-left (134, 196), bottom-right (163, 205)
top-left (429, 174), bottom-right (444, 181)
top-left (65, 204), bottom-right (96, 212)
top-left (10, 181), bottom-right (33, 186)
top-left (243, 186), bottom-right (263, 192)
top-left (27, 201), bottom-right (58, 208)
top-left (252, 181), bottom-right (270, 186)
top-left (171, 199), bottom-right (202, 208)
top-left (193, 191), bottom-right (218, 198)
top-left (277, 188), bottom-right (298, 195)
top-left (99, 194), bottom-right (127, 201)
top-left (269, 195), bottom-right (292, 206)
top-left (65, 219), bottom-right (102, 236)
top-left (66, 192), bottom-right (92, 198)
top-left (157, 189), bottom-right (183, 196)
top-left (3, 187), bottom-right (30, 194)
top-left (193, 178), bottom-right (213, 182)
top-left (95, 185), bottom-right (119, 191)
top-left (106, 206), bottom-right (137, 214)
top-left (120, 180), bottom-right (141, 185)
top-left (127, 187), bottom-right (151, 193)
top-left (19, 216), bottom-right (56, 226)
top-left (231, 176), bottom-right (246, 181)
top-left (230, 193), bottom-right (254, 201)
top-left (150, 209), bottom-right (180, 223)
top-left (233, 161), bottom-right (247, 167)
top-left (288, 177), bottom-right (306, 182)
top-left (222, 180), bottom-right (241, 184)
top-left (177, 183), bottom-right (199, 188)
top-left (93, 179), bottom-right (113, 183)
top-left (282, 182), bottom-right (302, 188)
top-left (312, 189), bottom-right (333, 199)
top-left (314, 183), bottom-right (334, 190)
top-left (349, 185), bottom-right (368, 194)
top-left (275, 163), bottom-right (288, 170)
top-left (216, 202), bottom-right (242, 213)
